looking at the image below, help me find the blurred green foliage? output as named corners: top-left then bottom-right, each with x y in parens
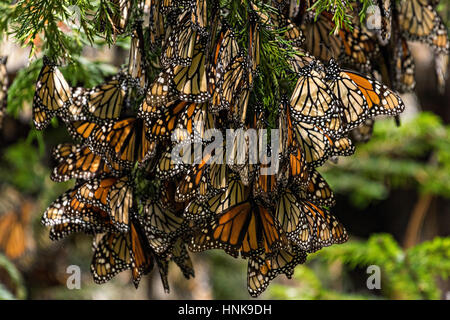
top-left (322, 113), bottom-right (450, 207)
top-left (207, 251), bottom-right (248, 299)
top-left (269, 234), bottom-right (450, 300)
top-left (0, 253), bottom-right (26, 299)
top-left (0, 140), bottom-right (47, 193)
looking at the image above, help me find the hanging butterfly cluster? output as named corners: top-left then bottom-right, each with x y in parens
top-left (298, 0), bottom-right (449, 141)
top-left (34, 0), bottom-right (447, 297)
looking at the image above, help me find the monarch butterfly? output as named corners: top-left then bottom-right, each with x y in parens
top-left (91, 219), bottom-right (153, 288)
top-left (207, 153), bottom-right (229, 192)
top-left (428, 19), bottom-right (449, 55)
top-left (289, 64), bottom-right (346, 136)
top-left (0, 188), bottom-right (33, 260)
top-left (189, 199), bottom-right (289, 258)
top-left (282, 19), bottom-right (305, 47)
top-left (147, 100), bottom-right (213, 143)
top-left (154, 238), bottom-right (196, 292)
top-left (161, 180), bottom-right (189, 213)
top-left (253, 163), bottom-right (279, 200)
top-left (155, 145), bottom-right (200, 180)
top-left (204, 0), bottom-right (221, 61)
top-left (66, 87), bottom-right (89, 121)
top-left (397, 0), bottom-right (439, 41)
top-left (148, 0), bottom-right (166, 47)
top-left (157, 138), bottom-right (206, 178)
top-left (300, 12), bottom-right (340, 62)
top-left (189, 177), bottom-right (289, 257)
top-left (76, 175), bottom-right (134, 232)
top-left (275, 187), bottom-right (305, 236)
top-left (146, 69), bottom-right (175, 107)
top-left (78, 117), bottom-right (156, 169)
top-left (300, 11), bottom-right (378, 71)
top-left (155, 255), bottom-right (171, 293)
top-left (396, 0), bottom-right (448, 85)
top-left (191, 0), bottom-right (207, 32)
top-left (129, 27), bottom-right (147, 87)
top-left (173, 42), bottom-right (210, 103)
top-left (145, 100), bottom-right (189, 139)
top-left (275, 187), bottom-right (347, 252)
top-left (210, 54), bottom-right (246, 113)
top-left (156, 149), bottom-right (184, 179)
top-left (99, 0), bottom-right (132, 35)
top-left (248, 14), bottom-right (260, 87)
top-left (176, 101), bottom-right (215, 142)
top-left (392, 36), bottom-right (416, 93)
top-left (342, 22), bottom-right (379, 70)
top-left (250, 107), bottom-right (283, 196)
top-left (251, 2), bottom-right (304, 47)
top-left (289, 61), bottom-right (339, 126)
top-left (138, 198), bottom-right (186, 254)
top-left (300, 170), bottom-right (335, 208)
top-left (230, 79), bottom-right (251, 124)
top-left (325, 59), bottom-right (405, 119)
top-left (209, 26), bottom-right (240, 97)
top-left (42, 188), bottom-right (115, 240)
top-left (216, 26), bottom-right (241, 71)
top-left (176, 161), bottom-right (212, 203)
top-left (82, 76), bottom-right (128, 121)
top-left (0, 56), bottom-right (8, 129)
top-left (33, 56), bottom-right (71, 130)
top-left (184, 174), bottom-right (244, 220)
top-left (287, 147), bottom-right (308, 184)
top-left (66, 117), bottom-right (102, 142)
top-left (171, 239), bottom-right (195, 279)
top-left (161, 11), bottom-right (198, 67)
top-left (146, 239), bottom-right (194, 292)
top-left (293, 120), bottom-right (354, 168)
top-left (225, 113), bottom-right (264, 185)
top-left (51, 143), bottom-right (121, 182)
top-left (247, 245), bottom-right (306, 297)
top-left (279, 98), bottom-right (308, 184)
top-left (159, 0), bottom-right (185, 14)
top-left (323, 59), bottom-right (370, 130)
top-left (350, 118), bottom-right (375, 143)
top-left (176, 144), bottom-right (228, 202)
top-left (288, 47), bottom-right (316, 74)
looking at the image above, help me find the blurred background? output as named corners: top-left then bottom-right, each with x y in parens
top-left (0, 4), bottom-right (449, 300)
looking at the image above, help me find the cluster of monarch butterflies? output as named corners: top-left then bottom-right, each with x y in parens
top-left (32, 0), bottom-right (447, 297)
top-left (298, 0), bottom-right (449, 140)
